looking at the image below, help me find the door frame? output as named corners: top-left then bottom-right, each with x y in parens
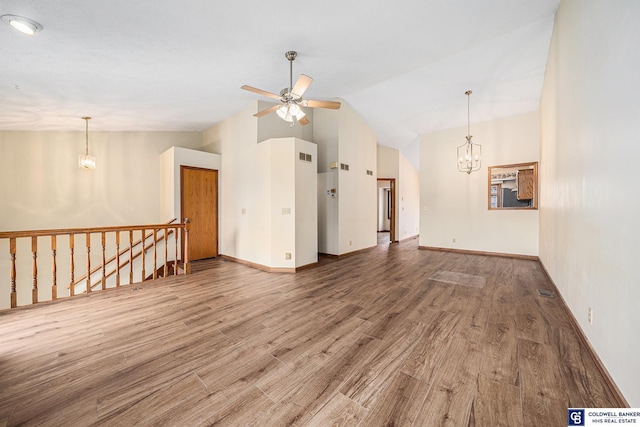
top-left (180, 165), bottom-right (219, 261)
top-left (377, 178), bottom-right (396, 243)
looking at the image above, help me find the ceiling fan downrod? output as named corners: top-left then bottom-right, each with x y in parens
top-left (285, 51), bottom-right (297, 95)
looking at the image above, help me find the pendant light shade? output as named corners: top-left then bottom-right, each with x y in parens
top-left (78, 117), bottom-right (95, 170)
top-left (457, 90), bottom-right (482, 174)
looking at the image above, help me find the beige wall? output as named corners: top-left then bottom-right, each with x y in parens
top-left (539, 0), bottom-right (640, 405)
top-left (398, 152), bottom-right (420, 240)
top-left (314, 102), bottom-right (377, 255)
top-left (0, 130), bottom-right (204, 308)
top-left (208, 104), bottom-right (319, 269)
top-left (337, 102), bottom-right (378, 254)
top-left (0, 130), bottom-right (203, 231)
top-left (377, 145), bottom-right (420, 240)
top-left (420, 111), bottom-right (539, 256)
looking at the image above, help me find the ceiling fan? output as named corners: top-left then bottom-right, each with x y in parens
top-left (241, 51), bottom-right (341, 126)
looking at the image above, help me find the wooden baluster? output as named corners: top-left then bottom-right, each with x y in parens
top-left (163, 228), bottom-right (168, 277)
top-left (115, 232), bottom-right (120, 287)
top-left (129, 230), bottom-right (134, 284)
top-left (69, 234), bottom-right (75, 297)
top-left (174, 226), bottom-right (179, 276)
top-left (153, 229), bottom-right (157, 279)
top-left (101, 232), bottom-right (106, 290)
top-left (184, 219), bottom-right (191, 275)
top-left (51, 235), bottom-right (57, 300)
top-left (85, 233), bottom-right (91, 293)
top-left (10, 237), bottom-right (17, 308)
top-left (141, 230), bottom-right (146, 282)
top-left (31, 236), bottom-right (38, 304)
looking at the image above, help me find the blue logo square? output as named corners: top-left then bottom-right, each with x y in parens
top-left (568, 409), bottom-right (585, 426)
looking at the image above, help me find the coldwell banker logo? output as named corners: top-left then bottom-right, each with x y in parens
top-left (568, 409), bottom-right (585, 426)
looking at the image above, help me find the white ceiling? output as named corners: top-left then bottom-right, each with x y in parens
top-left (0, 0), bottom-right (559, 163)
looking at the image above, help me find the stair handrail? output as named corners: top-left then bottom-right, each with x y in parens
top-left (84, 227), bottom-right (177, 292)
top-left (0, 218), bottom-right (190, 309)
top-left (71, 218), bottom-right (177, 288)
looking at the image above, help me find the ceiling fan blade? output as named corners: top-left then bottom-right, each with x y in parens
top-left (241, 85), bottom-right (281, 100)
top-left (253, 104), bottom-right (281, 117)
top-left (291, 74), bottom-right (313, 98)
top-left (298, 116), bottom-right (310, 126)
top-left (304, 99), bottom-right (341, 110)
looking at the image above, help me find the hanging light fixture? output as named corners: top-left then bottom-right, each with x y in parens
top-left (457, 90), bottom-right (482, 174)
top-left (1, 14), bottom-right (43, 35)
top-left (78, 117), bottom-right (96, 170)
top-left (276, 103), bottom-right (306, 124)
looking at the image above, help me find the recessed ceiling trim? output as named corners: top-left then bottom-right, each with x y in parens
top-left (1, 14), bottom-right (43, 35)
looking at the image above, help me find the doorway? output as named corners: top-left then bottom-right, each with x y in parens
top-left (180, 166), bottom-right (219, 260)
top-left (377, 178), bottom-right (396, 244)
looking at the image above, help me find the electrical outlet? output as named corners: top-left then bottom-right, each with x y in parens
top-left (588, 307), bottom-right (593, 324)
top-left (452, 238), bottom-right (456, 243)
top-left (285, 252), bottom-right (291, 260)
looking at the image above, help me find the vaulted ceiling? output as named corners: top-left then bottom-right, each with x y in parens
top-left (0, 0), bottom-right (559, 162)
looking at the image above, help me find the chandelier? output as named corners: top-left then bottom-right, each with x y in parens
top-left (78, 117), bottom-right (96, 170)
top-left (457, 90), bottom-right (481, 174)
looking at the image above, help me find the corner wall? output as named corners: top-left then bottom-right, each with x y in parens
top-left (419, 111), bottom-right (539, 256)
top-left (337, 102), bottom-right (378, 254)
top-left (377, 145), bottom-right (420, 241)
top-left (314, 102), bottom-right (377, 255)
top-left (539, 0), bottom-right (640, 405)
top-left (207, 104), bottom-right (318, 269)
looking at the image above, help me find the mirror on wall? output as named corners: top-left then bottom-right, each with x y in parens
top-left (488, 162), bottom-right (538, 210)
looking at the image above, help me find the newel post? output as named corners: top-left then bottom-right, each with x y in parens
top-left (184, 218), bottom-right (191, 275)
top-left (10, 237), bottom-right (17, 308)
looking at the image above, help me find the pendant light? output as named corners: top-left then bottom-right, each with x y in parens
top-left (457, 90), bottom-right (482, 174)
top-left (78, 117), bottom-right (96, 170)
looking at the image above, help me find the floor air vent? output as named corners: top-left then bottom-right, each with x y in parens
top-left (537, 289), bottom-right (554, 298)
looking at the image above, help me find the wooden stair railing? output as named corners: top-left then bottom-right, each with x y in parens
top-left (70, 219), bottom-right (178, 292)
top-left (0, 219), bottom-right (190, 309)
top-left (87, 228), bottom-right (176, 291)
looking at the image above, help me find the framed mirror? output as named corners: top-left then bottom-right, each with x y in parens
top-left (488, 162), bottom-right (538, 210)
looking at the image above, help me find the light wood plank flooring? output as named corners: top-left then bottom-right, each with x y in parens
top-left (0, 237), bottom-right (621, 426)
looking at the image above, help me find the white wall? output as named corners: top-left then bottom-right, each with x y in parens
top-left (398, 152), bottom-right (420, 240)
top-left (378, 145), bottom-right (420, 241)
top-left (294, 139), bottom-right (318, 268)
top-left (377, 183), bottom-right (391, 232)
top-left (207, 105), bottom-right (318, 269)
top-left (266, 137), bottom-right (318, 269)
top-left (314, 108), bottom-right (340, 254)
top-left (420, 111), bottom-right (539, 256)
top-left (317, 171), bottom-right (339, 254)
top-left (313, 108), bottom-right (339, 173)
top-left (206, 103), bottom-right (266, 264)
top-left (315, 102), bottom-right (377, 255)
top-left (338, 102), bottom-right (377, 254)
top-left (378, 146), bottom-right (399, 236)
top-left (160, 146), bottom-right (221, 223)
top-left (539, 0), bottom-right (640, 405)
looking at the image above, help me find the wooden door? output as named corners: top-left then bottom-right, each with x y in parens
top-left (180, 166), bottom-right (218, 260)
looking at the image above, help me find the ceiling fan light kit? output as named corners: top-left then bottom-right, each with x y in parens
top-left (241, 51), bottom-right (341, 126)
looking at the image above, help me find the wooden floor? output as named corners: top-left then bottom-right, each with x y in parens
top-left (0, 238), bottom-right (621, 426)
